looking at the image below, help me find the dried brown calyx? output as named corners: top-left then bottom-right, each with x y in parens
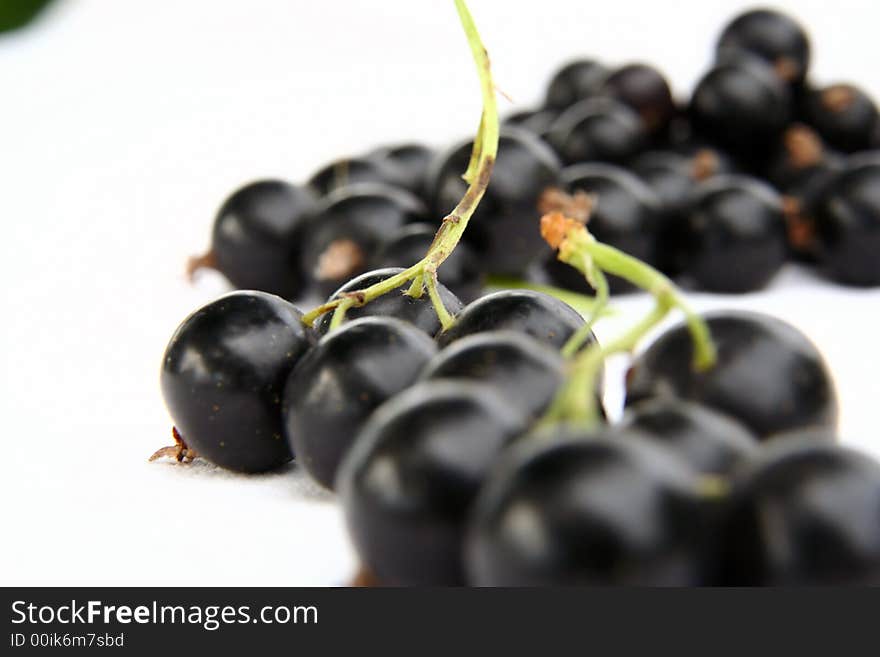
top-left (149, 427), bottom-right (198, 464)
top-left (691, 149), bottom-right (721, 181)
top-left (185, 250), bottom-right (217, 281)
top-left (784, 124), bottom-right (824, 169)
top-left (313, 239), bottom-right (366, 282)
top-left (538, 188), bottom-right (595, 224)
top-left (822, 85), bottom-right (856, 113)
top-left (781, 195), bottom-right (816, 252)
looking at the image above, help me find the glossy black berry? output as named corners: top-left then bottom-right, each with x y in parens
top-left (367, 143), bottom-right (435, 199)
top-left (715, 9), bottom-right (810, 86)
top-left (466, 426), bottom-right (711, 586)
top-left (420, 331), bottom-right (565, 423)
top-left (803, 84), bottom-right (879, 154)
top-left (813, 160), bottom-right (880, 286)
top-left (210, 180), bottom-right (316, 299)
top-left (338, 381), bottom-right (526, 585)
top-left (503, 107), bottom-right (559, 139)
top-left (426, 128), bottom-right (561, 275)
top-left (544, 59), bottom-right (608, 110)
top-left (716, 441), bottom-right (880, 585)
top-left (689, 60), bottom-right (791, 159)
top-left (301, 184), bottom-right (426, 297)
top-left (306, 157), bottom-right (391, 197)
top-left (541, 163), bottom-right (661, 293)
top-left (437, 289), bottom-right (588, 351)
top-left (371, 224), bottom-right (484, 303)
top-left (620, 399), bottom-right (758, 477)
top-left (676, 175), bottom-right (787, 293)
top-left (626, 310), bottom-right (839, 439)
top-left (547, 98), bottom-right (646, 165)
top-left (160, 292), bottom-right (312, 473)
top-left (283, 317), bottom-right (436, 489)
top-left (600, 63), bottom-right (676, 136)
top-left (315, 268), bottom-right (463, 336)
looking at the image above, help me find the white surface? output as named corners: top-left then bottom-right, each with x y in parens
top-left (1, 0), bottom-right (878, 586)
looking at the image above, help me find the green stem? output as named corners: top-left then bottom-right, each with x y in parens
top-left (300, 0), bottom-right (498, 331)
top-left (561, 266), bottom-right (608, 357)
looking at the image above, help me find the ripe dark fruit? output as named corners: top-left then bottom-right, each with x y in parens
top-left (427, 128), bottom-right (561, 275)
top-left (542, 163), bottom-right (661, 293)
top-left (544, 59), bottom-right (608, 110)
top-left (466, 427), bottom-right (710, 586)
top-left (338, 381), bottom-right (526, 585)
top-left (204, 180), bottom-right (316, 299)
top-left (371, 224), bottom-right (484, 303)
top-left (160, 292), bottom-right (312, 473)
top-left (315, 268), bottom-right (464, 336)
top-left (765, 123), bottom-right (836, 191)
top-left (689, 61), bottom-right (791, 159)
top-left (367, 143), bottom-right (435, 198)
top-left (307, 157), bottom-right (391, 197)
top-left (437, 289), bottom-right (589, 351)
top-left (600, 63), bottom-right (676, 135)
top-left (716, 9), bottom-right (810, 86)
top-left (547, 98), bottom-right (646, 165)
top-left (676, 175), bottom-right (787, 293)
top-left (302, 184), bottom-right (427, 297)
top-left (620, 399), bottom-right (758, 477)
top-left (626, 310), bottom-right (839, 438)
top-left (717, 441), bottom-right (880, 585)
top-left (503, 107), bottom-right (559, 139)
top-left (283, 317), bottom-right (437, 489)
top-left (813, 161), bottom-right (880, 286)
top-left (420, 331), bottom-right (565, 423)
top-left (803, 84), bottom-right (878, 153)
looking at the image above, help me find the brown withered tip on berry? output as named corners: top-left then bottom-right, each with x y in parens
top-left (822, 85), bottom-right (856, 113)
top-left (149, 426), bottom-right (198, 464)
top-left (774, 56), bottom-right (800, 83)
top-left (784, 124), bottom-right (824, 169)
top-left (185, 250), bottom-right (217, 282)
top-left (781, 195), bottom-right (816, 251)
top-left (691, 149), bottom-right (721, 181)
top-left (350, 566), bottom-right (381, 587)
top-left (537, 187), bottom-right (595, 224)
top-left (540, 212), bottom-right (584, 250)
top-left (313, 238), bottom-right (365, 282)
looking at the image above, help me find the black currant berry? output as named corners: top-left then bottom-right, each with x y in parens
top-left (544, 59), bottom-right (608, 110)
top-left (206, 180), bottom-right (316, 299)
top-left (599, 63), bottom-right (676, 136)
top-left (371, 224), bottom-right (484, 303)
top-left (676, 175), bottom-right (787, 293)
top-left (315, 268), bottom-right (463, 336)
top-left (426, 127), bottom-right (561, 275)
top-left (803, 84), bottom-right (878, 153)
top-left (338, 381), bottom-right (526, 585)
top-left (764, 124), bottom-right (837, 192)
top-left (716, 441), bottom-right (880, 585)
top-left (503, 107), bottom-right (559, 139)
top-left (547, 97), bottom-right (646, 165)
top-left (715, 9), bottom-right (810, 86)
top-left (541, 163), bottom-right (661, 293)
top-left (306, 157), bottom-right (391, 197)
top-left (367, 143), bottom-right (435, 199)
top-left (466, 426), bottom-right (711, 586)
top-left (436, 289), bottom-right (588, 351)
top-left (160, 291), bottom-right (312, 473)
top-left (620, 399), bottom-right (758, 477)
top-left (626, 310), bottom-right (838, 439)
top-left (813, 160), bottom-right (880, 286)
top-left (420, 331), bottom-right (565, 423)
top-left (689, 60), bottom-right (791, 159)
top-left (301, 184), bottom-right (426, 297)
top-left (283, 317), bottom-right (437, 489)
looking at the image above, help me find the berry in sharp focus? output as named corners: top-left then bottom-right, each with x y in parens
top-left (426, 127), bottom-right (562, 275)
top-left (283, 317), bottom-right (437, 489)
top-left (419, 331), bottom-right (567, 423)
top-left (338, 381), bottom-right (526, 585)
top-left (465, 426), bottom-right (712, 586)
top-left (675, 175), bottom-right (787, 293)
top-left (207, 180), bottom-right (317, 299)
top-left (314, 268), bottom-right (463, 336)
top-left (436, 289), bottom-right (590, 351)
top-left (370, 223), bottom-right (484, 303)
top-left (716, 440), bottom-right (880, 585)
top-left (160, 291), bottom-right (313, 473)
top-left (301, 184), bottom-right (427, 297)
top-left (626, 310), bottom-right (839, 439)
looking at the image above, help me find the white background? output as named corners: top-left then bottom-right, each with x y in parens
top-left (1, 0), bottom-right (878, 586)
